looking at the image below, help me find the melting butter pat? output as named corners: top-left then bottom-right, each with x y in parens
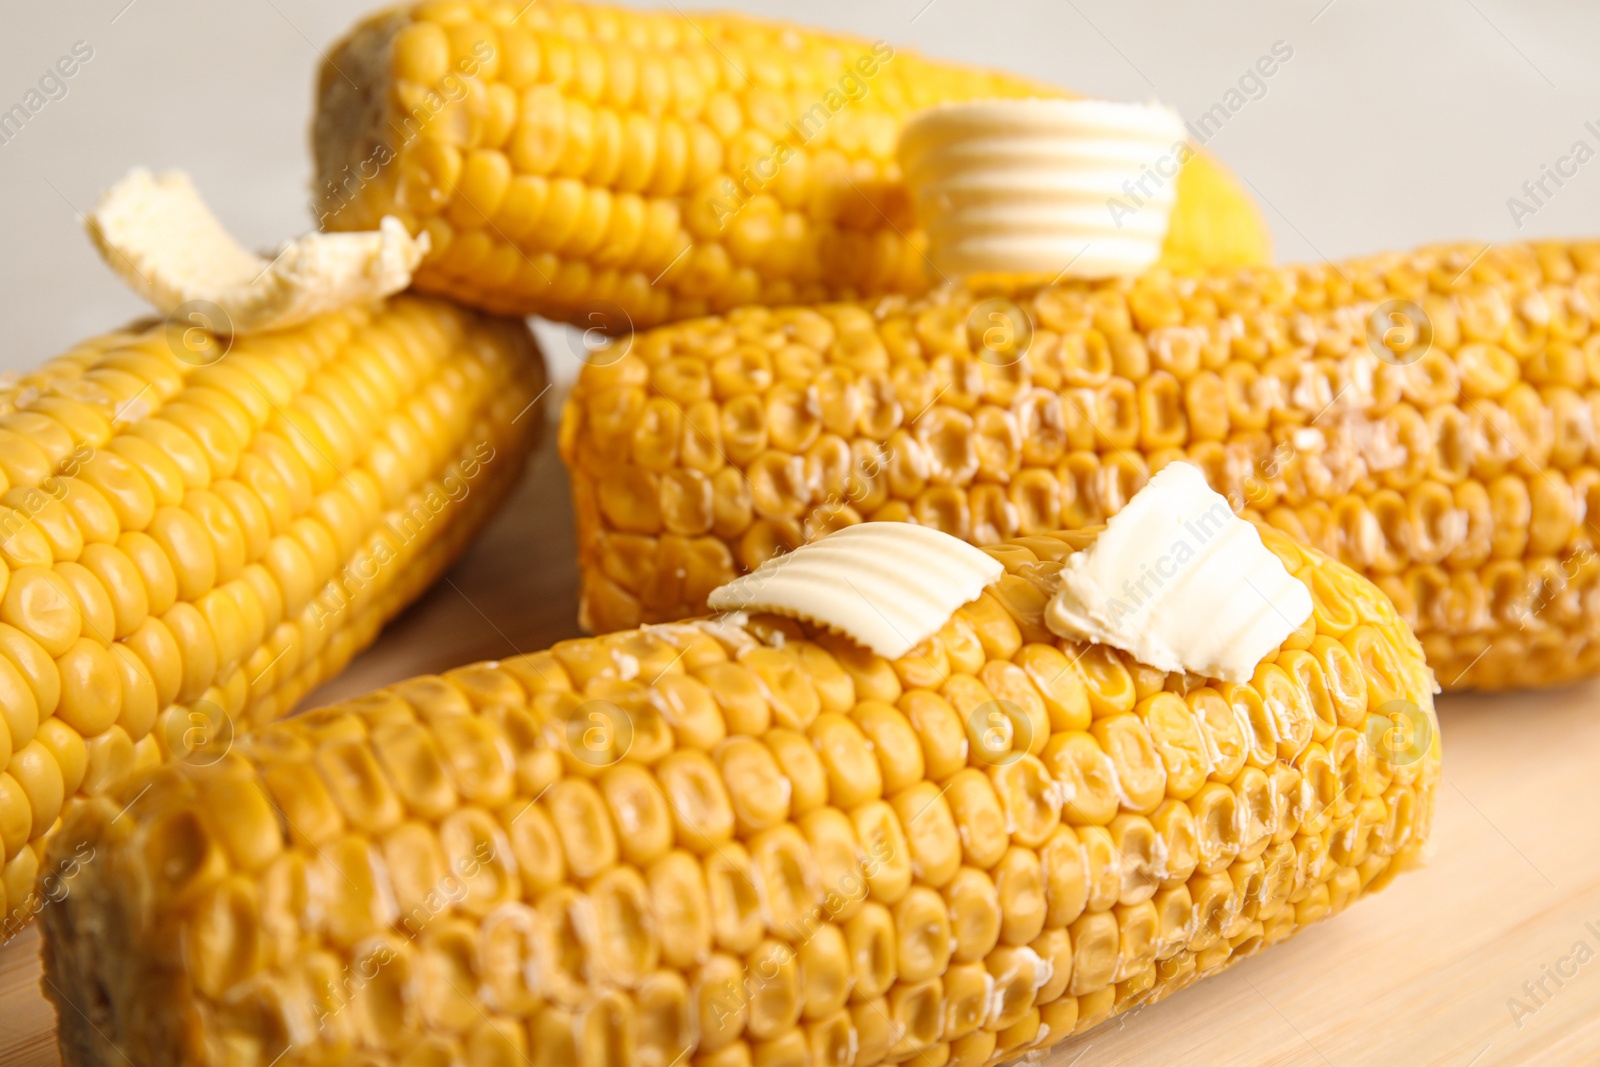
top-left (86, 168), bottom-right (426, 335)
top-left (706, 523), bottom-right (1004, 659)
top-left (1044, 463), bottom-right (1313, 682)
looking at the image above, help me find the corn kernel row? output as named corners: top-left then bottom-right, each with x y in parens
top-left (312, 0), bottom-right (1269, 328)
top-left (43, 525), bottom-right (1439, 1065)
top-left (563, 240), bottom-right (1600, 689)
top-left (0, 294), bottom-right (546, 931)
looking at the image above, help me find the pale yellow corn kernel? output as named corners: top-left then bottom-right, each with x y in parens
top-left (889, 780), bottom-right (961, 891)
top-left (809, 712), bottom-right (880, 808)
top-left (3, 844), bottom-right (41, 918)
top-left (0, 773), bottom-right (29, 861)
top-left (764, 727), bottom-right (825, 817)
top-left (1091, 713), bottom-right (1167, 814)
top-left (9, 740), bottom-right (64, 840)
top-left (43, 523), bottom-right (1436, 1062)
top-left (565, 243), bottom-right (1600, 692)
top-left (851, 700), bottom-right (924, 793)
top-left (32, 716), bottom-right (86, 799)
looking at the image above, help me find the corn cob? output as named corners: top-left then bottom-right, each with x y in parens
top-left (42, 523), bottom-right (1438, 1067)
top-left (311, 0), bottom-right (1269, 329)
top-left (561, 240), bottom-right (1600, 691)
top-left (0, 295), bottom-right (545, 934)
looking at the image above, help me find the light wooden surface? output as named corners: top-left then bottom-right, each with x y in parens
top-left (4, 422), bottom-right (1600, 1067)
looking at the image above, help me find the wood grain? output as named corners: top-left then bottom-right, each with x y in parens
top-left (4, 424), bottom-right (1599, 1066)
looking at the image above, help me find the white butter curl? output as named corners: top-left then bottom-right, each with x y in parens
top-left (706, 523), bottom-right (1003, 660)
top-left (87, 168), bottom-right (426, 334)
top-left (898, 98), bottom-right (1186, 279)
top-left (1044, 462), bottom-right (1313, 682)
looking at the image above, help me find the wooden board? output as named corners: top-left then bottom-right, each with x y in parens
top-left (4, 424), bottom-right (1600, 1066)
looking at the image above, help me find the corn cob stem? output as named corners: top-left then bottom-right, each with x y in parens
top-left (0, 294), bottom-right (546, 933)
top-left (312, 0), bottom-right (1269, 329)
top-left (42, 524), bottom-right (1438, 1067)
top-left (561, 240), bottom-right (1600, 691)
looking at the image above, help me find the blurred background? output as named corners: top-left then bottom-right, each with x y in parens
top-left (2, 0), bottom-right (1597, 376)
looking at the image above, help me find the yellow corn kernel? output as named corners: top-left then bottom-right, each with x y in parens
top-left (313, 1), bottom-right (1268, 329)
top-left (44, 526), bottom-right (1438, 1062)
top-left (565, 241), bottom-right (1600, 691)
top-left (0, 295), bottom-right (546, 931)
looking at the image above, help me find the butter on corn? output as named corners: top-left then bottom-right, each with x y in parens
top-left (43, 522), bottom-right (1438, 1066)
top-left (898, 98), bottom-right (1188, 280)
top-left (0, 294), bottom-right (546, 936)
top-left (707, 520), bottom-right (1003, 658)
top-left (88, 169), bottom-right (427, 335)
top-left (1045, 462), bottom-right (1315, 683)
top-left (562, 240), bottom-right (1600, 691)
top-left (310, 0), bottom-right (1270, 329)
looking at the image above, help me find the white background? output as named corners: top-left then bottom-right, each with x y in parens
top-left (1, 0), bottom-right (1597, 375)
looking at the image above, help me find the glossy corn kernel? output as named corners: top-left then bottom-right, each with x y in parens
top-left (0, 294), bottom-right (545, 934)
top-left (563, 240), bottom-right (1600, 691)
top-left (311, 0), bottom-right (1268, 329)
top-left (43, 525), bottom-right (1439, 1066)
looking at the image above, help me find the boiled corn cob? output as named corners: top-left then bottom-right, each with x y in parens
top-left (561, 240), bottom-right (1600, 691)
top-left (42, 523), bottom-right (1438, 1067)
top-left (311, 0), bottom-right (1269, 329)
top-left (0, 295), bottom-right (545, 934)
